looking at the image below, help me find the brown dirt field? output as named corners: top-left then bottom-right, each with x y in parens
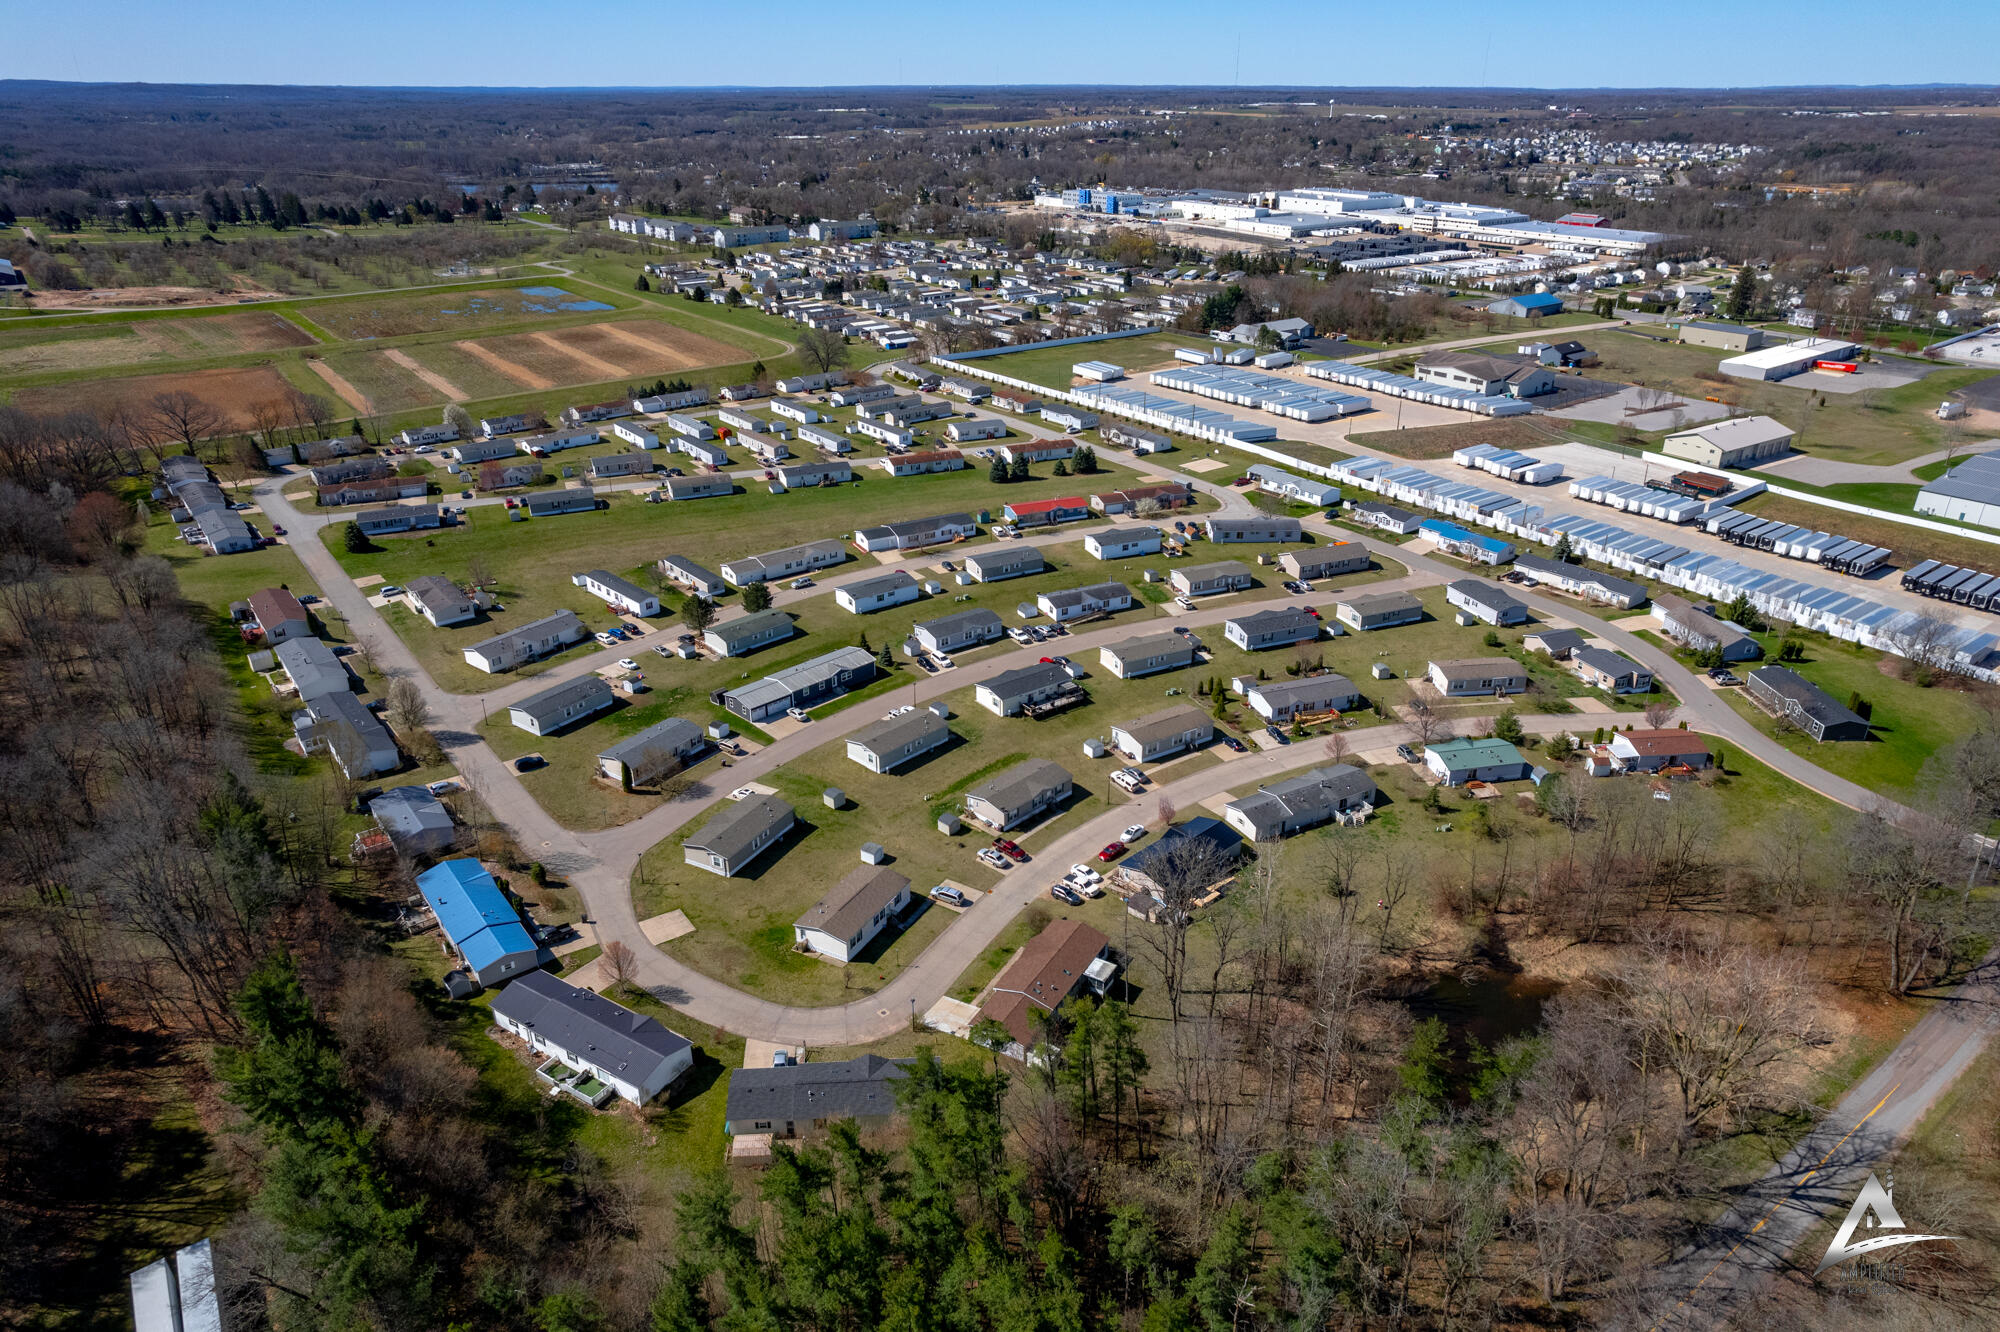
top-left (12, 364), bottom-right (299, 429)
top-left (479, 332), bottom-right (604, 386)
top-left (383, 347), bottom-right (467, 401)
top-left (306, 359), bottom-right (373, 414)
top-left (530, 330), bottom-right (625, 381)
top-left (0, 311), bottom-right (317, 378)
top-left (588, 319), bottom-right (739, 369)
top-left (26, 285), bottom-right (289, 310)
top-left (135, 311), bottom-right (316, 356)
top-left (1346, 414), bottom-right (1584, 461)
top-left (455, 339), bottom-right (551, 390)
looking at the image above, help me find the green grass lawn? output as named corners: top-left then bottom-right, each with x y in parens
top-left (1711, 628), bottom-right (1995, 797)
top-left (1576, 330), bottom-right (1990, 466)
top-left (320, 456), bottom-right (1213, 696)
top-left (967, 331), bottom-right (1207, 391)
top-left (476, 689), bottom-right (745, 832)
top-left (475, 536), bottom-right (1398, 831)
top-left (624, 575), bottom-right (1634, 1007)
top-left (403, 935), bottom-right (743, 1190)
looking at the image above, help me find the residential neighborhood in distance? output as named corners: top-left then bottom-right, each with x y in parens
top-left (9, 44), bottom-right (2000, 1332)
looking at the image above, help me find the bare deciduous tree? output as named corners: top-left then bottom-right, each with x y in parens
top-left (797, 325), bottom-right (851, 376)
top-left (1406, 698), bottom-right (1454, 747)
top-left (1617, 930), bottom-right (1823, 1156)
top-left (142, 391), bottom-right (224, 462)
top-left (603, 939), bottom-right (636, 988)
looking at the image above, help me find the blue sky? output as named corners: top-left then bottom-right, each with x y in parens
top-left (7, 0), bottom-right (2000, 89)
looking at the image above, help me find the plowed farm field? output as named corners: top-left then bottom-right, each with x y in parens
top-left (302, 285), bottom-right (617, 340)
top-left (466, 321), bottom-right (739, 387)
top-left (10, 364), bottom-right (301, 429)
top-left (0, 311), bottom-right (314, 377)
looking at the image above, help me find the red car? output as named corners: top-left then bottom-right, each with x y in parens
top-left (1303, 607), bottom-right (1321, 618)
top-left (992, 838), bottom-right (1028, 862)
top-left (1096, 840), bottom-right (1127, 862)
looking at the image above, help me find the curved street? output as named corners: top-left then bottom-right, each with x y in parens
top-left (253, 425), bottom-right (1919, 1044)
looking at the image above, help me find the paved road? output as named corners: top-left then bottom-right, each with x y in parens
top-left (1631, 953), bottom-right (2000, 1330)
top-left (246, 343), bottom-right (2000, 1302)
top-left (255, 432), bottom-right (1916, 1050)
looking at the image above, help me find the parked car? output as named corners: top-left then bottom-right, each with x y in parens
top-left (379, 584), bottom-right (405, 598)
top-left (1174, 595), bottom-right (1195, 610)
top-left (976, 847), bottom-right (1011, 871)
top-left (931, 886), bottom-right (969, 908)
top-left (1708, 667), bottom-right (1741, 685)
top-left (790, 577), bottom-right (814, 589)
top-left (939, 560), bottom-right (956, 572)
top-left (992, 838), bottom-right (1027, 862)
top-left (594, 631), bottom-right (620, 646)
top-left (1050, 883), bottom-right (1084, 906)
top-left (617, 658), bottom-right (640, 671)
top-left (786, 706), bottom-right (812, 723)
top-left (426, 780), bottom-right (457, 796)
top-left (1068, 864), bottom-right (1102, 885)
top-left (1096, 841), bottom-right (1127, 862)
top-left (515, 755), bottom-right (546, 773)
top-left (1173, 625), bottom-right (1193, 637)
top-left (1397, 743), bottom-right (1419, 762)
top-left (1283, 580), bottom-right (1310, 594)
top-left (1121, 824), bottom-right (1148, 843)
top-left (1265, 726), bottom-right (1291, 745)
top-left (272, 525), bottom-right (288, 536)
top-left (296, 593), bottom-right (317, 605)
top-left (771, 1050), bottom-right (794, 1067)
top-left (653, 644), bottom-right (675, 657)
top-left (1221, 735), bottom-right (1247, 753)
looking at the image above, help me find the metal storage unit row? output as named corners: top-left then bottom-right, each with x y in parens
top-left (1566, 475), bottom-right (1705, 524)
top-left (1304, 360), bottom-right (1535, 417)
top-left (1148, 364), bottom-right (1370, 422)
top-left (1903, 559), bottom-right (2000, 611)
top-left (1701, 510), bottom-right (1890, 576)
top-left (1319, 452), bottom-right (1998, 677)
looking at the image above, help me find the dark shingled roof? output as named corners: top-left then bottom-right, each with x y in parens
top-left (724, 1055), bottom-right (914, 1126)
top-left (490, 970), bottom-right (691, 1079)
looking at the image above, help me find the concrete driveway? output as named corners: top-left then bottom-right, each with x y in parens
top-left (251, 356), bottom-right (1923, 1047)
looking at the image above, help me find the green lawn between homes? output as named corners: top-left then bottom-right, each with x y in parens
top-left (931, 723), bottom-right (1852, 1080)
top-left (394, 933), bottom-right (741, 1186)
top-left (318, 455), bottom-right (1200, 695)
top-left (471, 536), bottom-right (1405, 832)
top-left (1693, 627), bottom-right (1998, 799)
top-left (963, 331), bottom-right (1215, 391)
top-left (623, 579), bottom-right (1672, 1008)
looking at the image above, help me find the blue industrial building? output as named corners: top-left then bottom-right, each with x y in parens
top-left (1488, 292), bottom-right (1566, 318)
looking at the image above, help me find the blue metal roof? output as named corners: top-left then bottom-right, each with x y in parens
top-left (417, 859), bottom-right (538, 973)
